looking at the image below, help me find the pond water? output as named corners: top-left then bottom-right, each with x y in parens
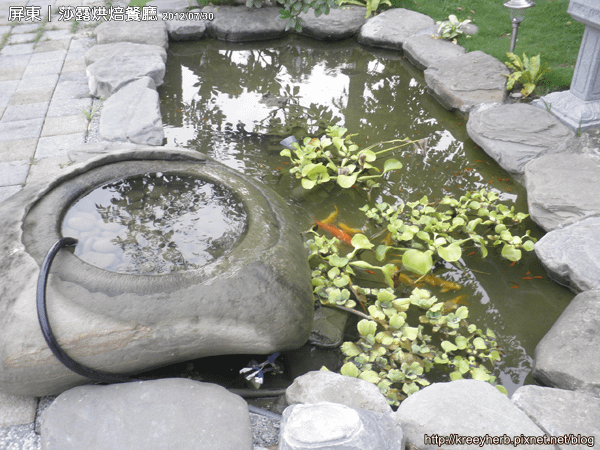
top-left (156, 36), bottom-right (574, 396)
top-left (62, 173), bottom-right (248, 274)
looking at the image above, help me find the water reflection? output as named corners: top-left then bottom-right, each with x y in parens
top-left (158, 36), bottom-right (573, 395)
top-left (62, 173), bottom-right (247, 274)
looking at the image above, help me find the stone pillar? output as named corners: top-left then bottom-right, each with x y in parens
top-left (535, 0), bottom-right (600, 131)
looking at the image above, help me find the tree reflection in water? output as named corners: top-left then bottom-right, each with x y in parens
top-left (64, 173), bottom-right (247, 274)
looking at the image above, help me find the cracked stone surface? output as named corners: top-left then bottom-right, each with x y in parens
top-left (402, 34), bottom-right (466, 71)
top-left (298, 6), bottom-right (367, 41)
top-left (204, 6), bottom-right (287, 42)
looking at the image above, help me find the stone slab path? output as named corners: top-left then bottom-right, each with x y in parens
top-left (1, 0), bottom-right (600, 448)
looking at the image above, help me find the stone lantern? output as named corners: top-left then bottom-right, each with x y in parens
top-left (535, 0), bottom-right (600, 131)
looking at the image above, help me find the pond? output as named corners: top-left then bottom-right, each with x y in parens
top-left (155, 35), bottom-right (574, 397)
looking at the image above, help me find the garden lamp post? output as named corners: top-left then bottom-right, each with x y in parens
top-left (504, 0), bottom-right (536, 52)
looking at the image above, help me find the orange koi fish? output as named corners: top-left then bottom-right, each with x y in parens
top-left (314, 219), bottom-right (353, 246)
top-left (448, 294), bottom-right (469, 305)
top-left (320, 206), bottom-right (339, 225)
top-left (421, 274), bottom-right (461, 292)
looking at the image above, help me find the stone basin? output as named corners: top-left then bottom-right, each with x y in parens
top-left (0, 146), bottom-right (313, 396)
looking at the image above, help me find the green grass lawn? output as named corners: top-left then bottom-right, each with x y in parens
top-left (393, 0), bottom-right (585, 94)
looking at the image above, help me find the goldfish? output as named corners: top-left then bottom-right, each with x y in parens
top-left (314, 219), bottom-right (353, 246)
top-left (421, 274), bottom-right (461, 292)
top-left (448, 294), bottom-right (469, 305)
top-left (320, 206), bottom-right (338, 225)
top-left (339, 223), bottom-right (362, 235)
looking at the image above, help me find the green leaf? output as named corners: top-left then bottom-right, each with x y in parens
top-left (341, 342), bottom-right (362, 357)
top-left (496, 385), bottom-right (508, 395)
top-left (328, 254), bottom-right (349, 267)
top-left (441, 340), bottom-right (458, 352)
top-left (351, 233), bottom-right (374, 250)
top-left (337, 172), bottom-right (358, 189)
top-left (381, 264), bottom-right (397, 289)
top-left (375, 244), bottom-right (391, 261)
top-left (471, 367), bottom-right (491, 381)
top-left (473, 337), bottom-right (487, 350)
top-left (455, 335), bottom-right (468, 350)
top-left (340, 362), bottom-right (360, 377)
top-left (383, 158), bottom-right (403, 173)
top-left (438, 243), bottom-right (462, 262)
top-left (402, 325), bottom-right (419, 341)
top-left (501, 244), bottom-right (521, 261)
top-left (449, 371), bottom-right (463, 381)
top-left (402, 249), bottom-right (433, 276)
top-left (301, 178), bottom-right (315, 190)
top-left (359, 370), bottom-right (381, 384)
top-left (357, 319), bottom-right (377, 336)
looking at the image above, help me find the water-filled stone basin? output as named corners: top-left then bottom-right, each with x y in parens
top-left (0, 146), bottom-right (313, 396)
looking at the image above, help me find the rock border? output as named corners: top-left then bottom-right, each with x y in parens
top-left (3, 2), bottom-right (599, 449)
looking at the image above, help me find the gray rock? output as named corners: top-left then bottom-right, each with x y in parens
top-left (84, 42), bottom-right (167, 66)
top-left (279, 402), bottom-right (403, 450)
top-left (402, 33), bottom-right (466, 71)
top-left (467, 103), bottom-right (575, 174)
top-left (534, 216), bottom-right (600, 292)
top-left (308, 306), bottom-right (348, 347)
top-left (205, 6), bottom-right (287, 42)
top-left (86, 52), bottom-right (166, 99)
top-left (394, 380), bottom-right (553, 450)
top-left (424, 51), bottom-right (509, 114)
top-left (147, 0), bottom-right (192, 13)
top-left (532, 290), bottom-right (600, 397)
top-left (298, 6), bottom-right (366, 41)
top-left (512, 385), bottom-right (600, 450)
top-left (524, 153), bottom-right (600, 231)
top-left (95, 21), bottom-right (169, 49)
top-left (0, 146), bottom-right (313, 396)
top-left (166, 19), bottom-right (207, 41)
top-left (40, 379), bottom-right (253, 450)
top-left (286, 370), bottom-right (392, 414)
top-left (99, 77), bottom-right (164, 146)
top-left (358, 9), bottom-right (435, 50)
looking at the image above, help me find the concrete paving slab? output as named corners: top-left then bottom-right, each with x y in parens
top-left (8, 87), bottom-right (54, 106)
top-left (28, 49), bottom-right (66, 64)
top-left (0, 392), bottom-right (37, 427)
top-left (0, 118), bottom-right (44, 142)
top-left (0, 42), bottom-right (35, 55)
top-left (1, 102), bottom-right (49, 122)
top-left (0, 53), bottom-right (33, 68)
top-left (22, 59), bottom-right (64, 77)
top-left (0, 107), bottom-right (4, 120)
top-left (46, 96), bottom-right (91, 116)
top-left (34, 38), bottom-right (70, 52)
top-left (0, 24), bottom-right (11, 34)
top-left (0, 80), bottom-right (19, 107)
top-left (52, 78), bottom-right (89, 100)
top-left (0, 160), bottom-right (29, 184)
top-left (0, 138), bottom-right (38, 162)
top-left (41, 113), bottom-right (87, 136)
top-left (10, 23), bottom-right (39, 34)
top-left (61, 58), bottom-right (84, 72)
top-left (0, 66), bottom-right (26, 82)
top-left (34, 132), bottom-right (85, 158)
top-left (0, 423), bottom-right (40, 450)
top-left (6, 32), bottom-right (37, 44)
top-left (44, 28), bottom-right (70, 39)
top-left (16, 73), bottom-right (59, 91)
top-left (0, 185), bottom-right (23, 203)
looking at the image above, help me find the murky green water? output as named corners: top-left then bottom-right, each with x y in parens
top-left (62, 173), bottom-right (247, 274)
top-left (157, 36), bottom-right (574, 395)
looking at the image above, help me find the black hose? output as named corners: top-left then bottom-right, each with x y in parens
top-left (36, 238), bottom-right (284, 420)
top-left (36, 237), bottom-right (136, 384)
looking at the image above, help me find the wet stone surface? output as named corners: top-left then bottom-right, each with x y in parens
top-left (62, 172), bottom-right (248, 274)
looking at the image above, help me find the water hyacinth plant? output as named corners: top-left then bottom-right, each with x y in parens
top-left (280, 125), bottom-right (413, 191)
top-left (304, 190), bottom-right (535, 405)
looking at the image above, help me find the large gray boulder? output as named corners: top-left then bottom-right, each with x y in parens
top-left (358, 9), bottom-right (435, 50)
top-left (532, 290), bottom-right (600, 397)
top-left (286, 370), bottom-right (392, 414)
top-left (394, 380), bottom-right (553, 450)
top-left (86, 53), bottom-right (165, 99)
top-left (299, 6), bottom-right (367, 41)
top-left (99, 77), bottom-right (164, 146)
top-left (84, 42), bottom-right (167, 67)
top-left (0, 146), bottom-right (313, 396)
top-left (512, 385), bottom-right (600, 450)
top-left (40, 379), bottom-right (253, 450)
top-left (534, 215), bottom-right (600, 292)
top-left (525, 153), bottom-right (600, 231)
top-left (205, 6), bottom-right (287, 42)
top-left (402, 34), bottom-right (466, 71)
top-left (279, 402), bottom-right (403, 450)
top-left (95, 21), bottom-right (168, 49)
top-left (424, 51), bottom-right (509, 114)
top-left (467, 103), bottom-right (575, 174)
